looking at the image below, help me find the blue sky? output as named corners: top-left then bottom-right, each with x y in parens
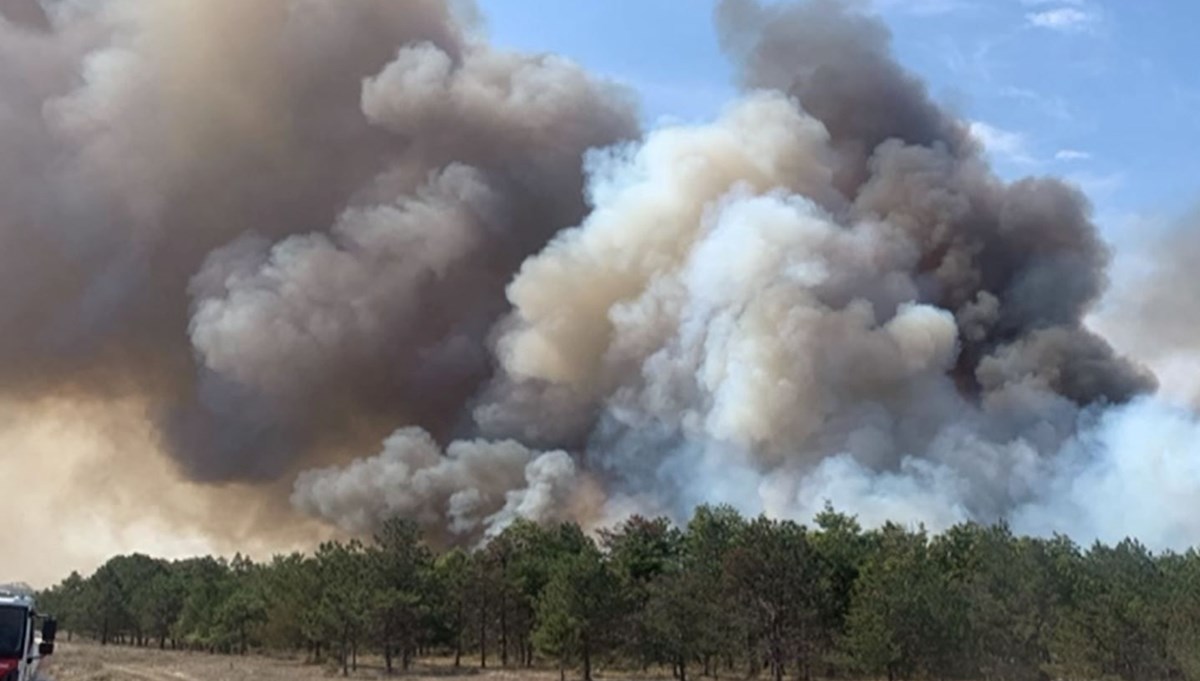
top-left (476, 0), bottom-right (1200, 246)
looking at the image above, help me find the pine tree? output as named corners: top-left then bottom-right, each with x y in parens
top-left (534, 539), bottom-right (623, 681)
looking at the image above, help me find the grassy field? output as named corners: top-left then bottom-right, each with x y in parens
top-left (41, 642), bottom-right (670, 681)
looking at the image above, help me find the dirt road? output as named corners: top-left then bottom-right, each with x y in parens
top-left (42, 642), bottom-right (453, 680)
top-left (41, 642), bottom-right (657, 681)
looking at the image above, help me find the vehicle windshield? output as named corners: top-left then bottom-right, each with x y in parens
top-left (0, 606), bottom-right (25, 658)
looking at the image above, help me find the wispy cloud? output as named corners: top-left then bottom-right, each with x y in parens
top-left (969, 121), bottom-right (1037, 165)
top-left (941, 33), bottom-right (1016, 85)
top-left (1000, 86), bottom-right (1073, 122)
top-left (1027, 7), bottom-right (1099, 33)
top-left (875, 0), bottom-right (974, 16)
top-left (1066, 170), bottom-right (1126, 200)
top-left (1055, 149), bottom-right (1092, 162)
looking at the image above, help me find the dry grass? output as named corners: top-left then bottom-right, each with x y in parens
top-left (41, 642), bottom-right (673, 681)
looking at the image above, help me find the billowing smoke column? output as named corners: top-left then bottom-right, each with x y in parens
top-left (0, 0), bottom-right (635, 488)
top-left (298, 0), bottom-right (1166, 543)
top-left (4, 0), bottom-right (1198, 552)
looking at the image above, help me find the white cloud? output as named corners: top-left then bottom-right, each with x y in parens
top-left (1055, 149), bottom-right (1092, 161)
top-left (969, 121), bottom-right (1036, 165)
top-left (1027, 7), bottom-right (1099, 32)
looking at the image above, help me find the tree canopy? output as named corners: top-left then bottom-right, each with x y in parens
top-left (36, 506), bottom-right (1200, 681)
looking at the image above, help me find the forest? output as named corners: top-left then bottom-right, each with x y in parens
top-left (36, 505), bottom-right (1200, 681)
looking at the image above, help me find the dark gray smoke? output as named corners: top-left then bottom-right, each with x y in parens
top-left (716, 0), bottom-right (972, 193)
top-left (714, 0), bottom-right (1150, 404)
top-left (0, 0), bottom-right (636, 488)
top-left (3, 0), bottom-right (1190, 558)
top-left (0, 0), bottom-right (49, 30)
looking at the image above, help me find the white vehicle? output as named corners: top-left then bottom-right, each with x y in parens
top-left (0, 591), bottom-right (56, 681)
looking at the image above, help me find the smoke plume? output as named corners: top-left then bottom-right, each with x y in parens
top-left (4, 0), bottom-right (1199, 575)
top-left (0, 1), bottom-right (633, 479)
top-left (292, 428), bottom-right (596, 544)
top-left (301, 0), bottom-right (1200, 547)
top-left (294, 0), bottom-right (1167, 543)
top-left (1092, 208), bottom-right (1200, 407)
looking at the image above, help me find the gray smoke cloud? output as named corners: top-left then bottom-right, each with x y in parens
top-left (716, 0), bottom-right (972, 194)
top-left (1092, 208), bottom-right (1200, 407)
top-left (291, 428), bottom-right (595, 544)
top-left (296, 0), bottom-right (1171, 543)
top-left (0, 0), bottom-right (635, 490)
top-left (4, 0), bottom-right (1196, 556)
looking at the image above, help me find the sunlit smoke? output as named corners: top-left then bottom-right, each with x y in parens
top-left (293, 0), bottom-right (1174, 546)
top-left (2, 0), bottom-right (1199, 571)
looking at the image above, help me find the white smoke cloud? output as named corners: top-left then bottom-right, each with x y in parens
top-left (293, 81), bottom-right (1176, 548)
top-left (1012, 398), bottom-right (1200, 550)
top-left (291, 428), bottom-right (588, 542)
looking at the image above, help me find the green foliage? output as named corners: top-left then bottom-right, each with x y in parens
top-left (533, 540), bottom-right (623, 681)
top-left (725, 517), bottom-right (823, 681)
top-left (844, 523), bottom-right (961, 681)
top-left (138, 571), bottom-right (185, 648)
top-left (314, 539), bottom-right (372, 675)
top-left (368, 518), bottom-right (435, 673)
top-left (601, 515), bottom-right (683, 667)
top-left (432, 548), bottom-right (472, 666)
top-left (642, 556), bottom-right (717, 681)
top-left (36, 507), bottom-right (1200, 681)
top-left (257, 553), bottom-right (318, 651)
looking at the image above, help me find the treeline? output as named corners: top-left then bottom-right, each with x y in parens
top-left (35, 505), bottom-right (1200, 681)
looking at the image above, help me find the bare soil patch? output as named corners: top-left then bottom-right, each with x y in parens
top-left (41, 642), bottom-right (665, 681)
